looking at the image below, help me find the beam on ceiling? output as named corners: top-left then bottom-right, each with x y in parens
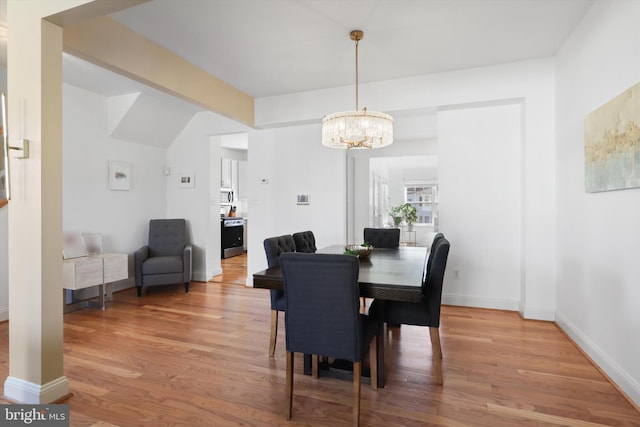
top-left (63, 16), bottom-right (255, 127)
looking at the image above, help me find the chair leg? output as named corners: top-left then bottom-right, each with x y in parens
top-left (285, 351), bottom-right (294, 420)
top-left (184, 282), bottom-right (189, 293)
top-left (312, 355), bottom-right (319, 379)
top-left (136, 286), bottom-right (142, 297)
top-left (369, 336), bottom-right (378, 390)
top-left (352, 361), bottom-right (361, 427)
top-left (269, 310), bottom-right (278, 357)
top-left (429, 326), bottom-right (443, 385)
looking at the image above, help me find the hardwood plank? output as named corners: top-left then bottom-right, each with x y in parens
top-left (0, 254), bottom-right (636, 426)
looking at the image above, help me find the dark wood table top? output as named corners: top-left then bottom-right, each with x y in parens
top-left (252, 245), bottom-right (428, 303)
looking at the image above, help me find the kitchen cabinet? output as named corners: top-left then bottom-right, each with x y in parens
top-left (221, 158), bottom-right (248, 200)
top-left (221, 158), bottom-right (233, 189)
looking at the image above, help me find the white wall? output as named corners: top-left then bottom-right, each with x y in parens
top-left (439, 104), bottom-right (522, 310)
top-left (246, 124), bottom-right (346, 282)
top-left (555, 0), bottom-right (640, 406)
top-left (165, 112), bottom-right (216, 282)
top-left (65, 86), bottom-right (248, 285)
top-left (63, 84), bottom-right (168, 291)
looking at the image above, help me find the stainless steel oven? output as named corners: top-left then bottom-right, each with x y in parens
top-left (221, 217), bottom-right (244, 258)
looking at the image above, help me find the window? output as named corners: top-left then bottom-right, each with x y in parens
top-left (405, 183), bottom-right (438, 225)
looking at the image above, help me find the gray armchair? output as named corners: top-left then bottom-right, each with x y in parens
top-left (134, 219), bottom-right (192, 297)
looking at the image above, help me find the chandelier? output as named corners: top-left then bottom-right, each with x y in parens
top-left (322, 30), bottom-right (393, 149)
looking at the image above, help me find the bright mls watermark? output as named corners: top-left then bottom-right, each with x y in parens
top-left (1, 405), bottom-right (69, 426)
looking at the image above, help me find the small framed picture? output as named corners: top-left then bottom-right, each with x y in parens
top-left (297, 194), bottom-right (310, 205)
top-left (63, 232), bottom-right (88, 259)
top-left (178, 172), bottom-right (195, 188)
top-left (109, 160), bottom-right (131, 191)
top-left (82, 233), bottom-right (103, 255)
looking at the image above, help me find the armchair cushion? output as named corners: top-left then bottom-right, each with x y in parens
top-left (142, 256), bottom-right (183, 275)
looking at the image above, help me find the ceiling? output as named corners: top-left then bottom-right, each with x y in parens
top-left (109, 0), bottom-right (593, 98)
top-left (3, 1), bottom-right (595, 145)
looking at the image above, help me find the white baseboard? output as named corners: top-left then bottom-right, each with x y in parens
top-left (207, 267), bottom-right (223, 281)
top-left (443, 294), bottom-right (554, 321)
top-left (520, 305), bottom-right (555, 321)
top-left (442, 293), bottom-right (519, 311)
top-left (4, 376), bottom-right (69, 404)
top-left (192, 269), bottom-right (208, 282)
top-left (555, 312), bottom-right (640, 408)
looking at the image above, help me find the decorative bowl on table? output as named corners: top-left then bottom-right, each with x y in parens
top-left (344, 244), bottom-right (373, 259)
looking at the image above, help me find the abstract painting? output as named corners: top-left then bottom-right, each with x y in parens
top-left (585, 81), bottom-right (640, 193)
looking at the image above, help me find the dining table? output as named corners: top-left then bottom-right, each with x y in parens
top-left (252, 244), bottom-right (428, 387)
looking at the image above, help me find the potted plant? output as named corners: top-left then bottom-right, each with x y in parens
top-left (388, 205), bottom-right (403, 227)
top-left (399, 203), bottom-right (418, 231)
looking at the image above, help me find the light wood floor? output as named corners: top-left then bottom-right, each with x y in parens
top-left (0, 253), bottom-right (638, 426)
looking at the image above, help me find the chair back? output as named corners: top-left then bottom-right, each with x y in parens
top-left (421, 238), bottom-right (450, 326)
top-left (363, 227), bottom-right (400, 248)
top-left (263, 235), bottom-right (296, 268)
top-left (424, 233), bottom-right (444, 282)
top-left (292, 231), bottom-right (317, 253)
top-left (148, 219), bottom-right (187, 257)
top-left (280, 253), bottom-right (363, 362)
top-left (264, 235), bottom-right (296, 310)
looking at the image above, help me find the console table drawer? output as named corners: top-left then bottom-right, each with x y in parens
top-left (99, 253), bottom-right (128, 283)
top-left (63, 257), bottom-right (103, 290)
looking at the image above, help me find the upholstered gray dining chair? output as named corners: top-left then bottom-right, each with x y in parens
top-left (263, 234), bottom-right (296, 356)
top-left (370, 237), bottom-right (450, 384)
top-left (292, 230), bottom-right (317, 253)
top-left (363, 227), bottom-right (400, 248)
top-left (134, 219), bottom-right (192, 297)
top-left (279, 252), bottom-right (379, 426)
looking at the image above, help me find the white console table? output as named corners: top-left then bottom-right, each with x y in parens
top-left (63, 253), bottom-right (128, 312)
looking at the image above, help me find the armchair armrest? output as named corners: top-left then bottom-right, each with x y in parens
top-left (183, 244), bottom-right (193, 283)
top-left (134, 246), bottom-right (149, 286)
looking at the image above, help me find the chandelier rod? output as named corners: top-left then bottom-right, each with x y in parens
top-left (350, 30), bottom-right (363, 111)
top-left (355, 35), bottom-right (359, 110)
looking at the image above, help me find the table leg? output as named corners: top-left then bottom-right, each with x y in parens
top-left (303, 353), bottom-right (311, 375)
top-left (98, 283), bottom-right (105, 310)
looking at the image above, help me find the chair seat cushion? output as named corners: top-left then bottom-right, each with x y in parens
top-left (142, 255), bottom-right (183, 275)
top-left (370, 299), bottom-right (435, 327)
top-left (275, 293), bottom-right (287, 311)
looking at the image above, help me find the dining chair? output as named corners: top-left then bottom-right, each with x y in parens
top-left (263, 234), bottom-right (296, 357)
top-left (280, 252), bottom-right (379, 426)
top-left (370, 237), bottom-right (450, 384)
top-left (363, 227), bottom-right (400, 248)
top-left (292, 230), bottom-right (317, 253)
top-left (425, 232), bottom-right (444, 279)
